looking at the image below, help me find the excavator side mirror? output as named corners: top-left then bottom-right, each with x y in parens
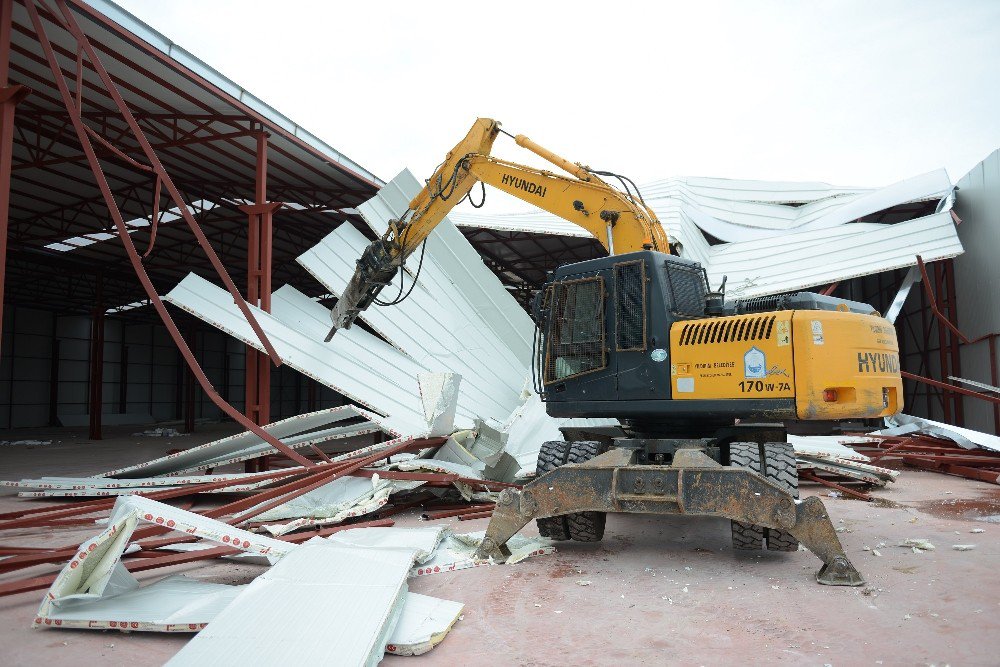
top-left (705, 275), bottom-right (728, 317)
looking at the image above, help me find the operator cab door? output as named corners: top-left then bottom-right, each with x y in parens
top-left (613, 259), bottom-right (655, 401)
top-left (542, 267), bottom-right (617, 400)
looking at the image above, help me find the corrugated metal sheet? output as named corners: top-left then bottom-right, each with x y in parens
top-left (101, 405), bottom-right (387, 478)
top-left (450, 170), bottom-right (964, 298)
top-left (166, 541), bottom-right (415, 667)
top-left (165, 275), bottom-right (429, 434)
top-left (296, 186), bottom-right (531, 417)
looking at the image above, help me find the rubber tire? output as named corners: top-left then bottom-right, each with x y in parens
top-left (729, 441), bottom-right (801, 552)
top-left (535, 440), bottom-right (572, 540)
top-left (761, 442), bottom-right (800, 552)
top-left (729, 442), bottom-right (765, 551)
top-left (565, 441), bottom-right (607, 542)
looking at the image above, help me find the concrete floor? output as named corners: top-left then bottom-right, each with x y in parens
top-left (1, 426), bottom-right (999, 666)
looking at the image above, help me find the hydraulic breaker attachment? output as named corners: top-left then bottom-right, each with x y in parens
top-left (473, 447), bottom-right (864, 586)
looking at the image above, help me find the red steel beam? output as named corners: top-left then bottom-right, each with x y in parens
top-left (0, 0), bottom-right (31, 359)
top-left (799, 471), bottom-right (872, 501)
top-left (13, 128), bottom-right (256, 171)
top-left (2, 518), bottom-right (396, 599)
top-left (0, 437), bottom-right (439, 573)
top-left (24, 0), bottom-right (313, 467)
top-left (900, 371), bottom-right (1000, 406)
top-left (900, 456), bottom-right (1000, 485)
top-left (422, 504), bottom-right (495, 520)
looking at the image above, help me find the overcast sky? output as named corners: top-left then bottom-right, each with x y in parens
top-left (115, 0), bottom-right (1000, 211)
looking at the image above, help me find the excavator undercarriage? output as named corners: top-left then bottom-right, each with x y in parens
top-left (472, 441), bottom-right (865, 586)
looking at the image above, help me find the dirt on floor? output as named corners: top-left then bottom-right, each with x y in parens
top-left (0, 427), bottom-right (998, 666)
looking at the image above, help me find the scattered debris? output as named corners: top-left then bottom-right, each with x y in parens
top-left (132, 428), bottom-right (182, 438)
top-left (0, 439), bottom-right (52, 447)
top-left (898, 539), bottom-right (935, 552)
top-left (952, 544), bottom-right (977, 551)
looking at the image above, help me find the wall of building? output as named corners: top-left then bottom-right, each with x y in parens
top-left (952, 148), bottom-right (1000, 434)
top-left (0, 306), bottom-right (343, 431)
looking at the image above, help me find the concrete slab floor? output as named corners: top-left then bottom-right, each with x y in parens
top-left (1, 428), bottom-right (998, 666)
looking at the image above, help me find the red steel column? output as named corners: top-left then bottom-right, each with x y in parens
top-left (88, 274), bottom-right (104, 440)
top-left (240, 131), bottom-right (281, 471)
top-left (943, 259), bottom-right (964, 426)
top-left (0, 0), bottom-right (30, 358)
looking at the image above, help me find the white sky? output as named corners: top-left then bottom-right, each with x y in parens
top-left (116, 0), bottom-right (1000, 211)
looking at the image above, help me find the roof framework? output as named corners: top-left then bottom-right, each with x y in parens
top-left (4, 0), bottom-right (381, 317)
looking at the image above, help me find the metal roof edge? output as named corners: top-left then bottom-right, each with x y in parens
top-left (79, 0), bottom-right (385, 188)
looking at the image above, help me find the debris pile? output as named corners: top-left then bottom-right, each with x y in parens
top-left (790, 435), bottom-right (898, 501)
top-left (857, 414), bottom-right (1000, 485)
top-left (21, 495), bottom-right (549, 662)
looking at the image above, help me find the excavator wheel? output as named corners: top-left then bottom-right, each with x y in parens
top-left (761, 442), bottom-right (800, 552)
top-left (564, 441), bottom-right (608, 542)
top-left (729, 442), bottom-right (765, 550)
top-left (535, 440), bottom-right (572, 540)
top-left (729, 441), bottom-right (800, 552)
top-left (534, 440), bottom-right (609, 542)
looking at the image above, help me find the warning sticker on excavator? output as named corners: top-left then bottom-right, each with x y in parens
top-left (811, 320), bottom-right (825, 345)
top-left (776, 320), bottom-right (790, 346)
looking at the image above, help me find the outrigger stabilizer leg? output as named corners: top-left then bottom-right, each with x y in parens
top-left (472, 448), bottom-right (864, 586)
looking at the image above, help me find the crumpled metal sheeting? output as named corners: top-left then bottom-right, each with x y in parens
top-left (102, 404), bottom-right (388, 479)
top-left (34, 496), bottom-right (293, 631)
top-left (166, 540), bottom-right (416, 667)
top-left (390, 457), bottom-right (484, 480)
top-left (878, 413), bottom-right (1000, 453)
top-left (297, 221), bottom-right (526, 424)
top-left (325, 525), bottom-right (448, 563)
top-left (247, 477), bottom-right (427, 538)
top-left (385, 592), bottom-right (464, 656)
top-left (35, 576), bottom-right (245, 633)
top-left (451, 170), bottom-right (963, 299)
top-left (411, 531), bottom-right (555, 577)
top-left (787, 435), bottom-right (877, 462)
top-left (165, 274), bottom-right (429, 435)
top-left (352, 170), bottom-right (535, 363)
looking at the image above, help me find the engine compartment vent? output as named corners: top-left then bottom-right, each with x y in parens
top-left (679, 315), bottom-right (776, 346)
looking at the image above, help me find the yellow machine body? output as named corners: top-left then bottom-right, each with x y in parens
top-left (669, 310), bottom-right (902, 420)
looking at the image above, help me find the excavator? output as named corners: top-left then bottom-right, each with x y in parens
top-left (326, 118), bottom-right (902, 586)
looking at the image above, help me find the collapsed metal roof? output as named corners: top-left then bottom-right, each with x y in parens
top-left (450, 169), bottom-right (964, 298)
top-left (6, 0), bottom-right (382, 315)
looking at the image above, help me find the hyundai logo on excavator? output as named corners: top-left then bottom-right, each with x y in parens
top-left (500, 173), bottom-right (548, 197)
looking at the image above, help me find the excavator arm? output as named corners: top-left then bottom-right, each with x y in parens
top-left (325, 118), bottom-right (669, 340)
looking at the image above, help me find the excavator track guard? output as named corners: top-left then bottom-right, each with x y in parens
top-left (473, 447), bottom-right (864, 587)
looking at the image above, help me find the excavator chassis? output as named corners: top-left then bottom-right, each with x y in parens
top-left (473, 447), bottom-right (864, 586)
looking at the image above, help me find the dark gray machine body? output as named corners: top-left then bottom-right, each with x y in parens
top-left (533, 250), bottom-right (875, 435)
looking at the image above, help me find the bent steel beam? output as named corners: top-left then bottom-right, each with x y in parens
top-left (24, 0), bottom-right (312, 466)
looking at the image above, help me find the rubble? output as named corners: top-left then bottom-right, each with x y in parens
top-left (26, 495), bottom-right (550, 662)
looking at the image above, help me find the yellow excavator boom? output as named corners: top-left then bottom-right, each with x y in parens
top-left (326, 118), bottom-right (668, 339)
